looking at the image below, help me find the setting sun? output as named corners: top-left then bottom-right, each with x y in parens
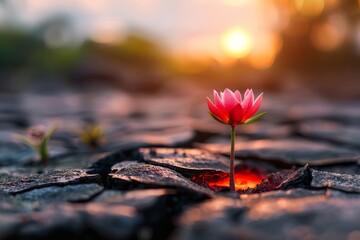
top-left (221, 29), bottom-right (253, 58)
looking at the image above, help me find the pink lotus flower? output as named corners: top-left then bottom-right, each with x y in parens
top-left (207, 88), bottom-right (264, 126)
top-left (206, 88), bottom-right (265, 192)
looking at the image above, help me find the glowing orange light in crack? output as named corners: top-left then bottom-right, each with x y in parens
top-left (192, 168), bottom-right (265, 192)
top-left (208, 171), bottom-right (264, 191)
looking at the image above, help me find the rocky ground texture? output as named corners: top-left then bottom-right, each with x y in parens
top-left (0, 91), bottom-right (359, 240)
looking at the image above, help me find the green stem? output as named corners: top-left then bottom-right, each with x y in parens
top-left (230, 126), bottom-right (236, 192)
top-left (39, 144), bottom-right (49, 165)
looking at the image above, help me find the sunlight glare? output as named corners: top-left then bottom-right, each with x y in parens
top-left (221, 28), bottom-right (253, 58)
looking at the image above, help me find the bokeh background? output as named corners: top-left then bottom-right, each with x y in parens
top-left (0, 0), bottom-right (360, 98)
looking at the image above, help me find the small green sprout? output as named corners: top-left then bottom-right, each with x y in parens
top-left (15, 125), bottom-right (58, 164)
top-left (78, 124), bottom-right (105, 149)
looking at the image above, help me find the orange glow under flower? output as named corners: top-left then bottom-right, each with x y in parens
top-left (192, 167), bottom-right (266, 192)
top-left (207, 171), bottom-right (264, 191)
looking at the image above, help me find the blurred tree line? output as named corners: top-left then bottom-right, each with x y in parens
top-left (0, 21), bottom-right (169, 92)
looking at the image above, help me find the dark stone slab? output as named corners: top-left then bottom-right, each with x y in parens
top-left (102, 140), bottom-right (149, 152)
top-left (20, 93), bottom-right (93, 117)
top-left (0, 168), bottom-right (101, 194)
top-left (234, 189), bottom-right (326, 203)
top-left (239, 123), bottom-right (292, 139)
top-left (0, 213), bottom-right (23, 239)
top-left (198, 138), bottom-right (360, 166)
top-left (325, 189), bottom-right (360, 198)
top-left (245, 188), bottom-right (326, 200)
top-left (107, 162), bottom-right (213, 196)
top-left (0, 95), bottom-right (21, 112)
top-left (298, 120), bottom-right (360, 147)
top-left (104, 126), bottom-right (194, 151)
top-left (90, 91), bottom-right (135, 117)
top-left (311, 170), bottom-right (360, 193)
top-left (175, 196), bottom-right (360, 240)
top-left (139, 148), bottom-right (229, 175)
top-left (49, 152), bottom-right (111, 169)
top-left (288, 101), bottom-right (360, 124)
top-left (133, 127), bottom-right (194, 147)
top-left (0, 191), bottom-right (27, 213)
top-left (15, 184), bottom-right (104, 206)
top-left (0, 143), bottom-right (35, 166)
top-left (313, 163), bottom-right (360, 175)
top-left (122, 117), bottom-right (192, 133)
top-left (174, 198), bottom-right (249, 240)
top-left (3, 203), bottom-right (139, 240)
top-left (267, 165), bottom-right (312, 190)
top-left (94, 189), bottom-right (174, 209)
top-left (191, 119), bottom-right (229, 136)
top-left (133, 96), bottom-right (192, 118)
top-left (94, 188), bottom-right (199, 240)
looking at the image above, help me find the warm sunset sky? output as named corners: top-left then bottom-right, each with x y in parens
top-left (5, 0), bottom-right (280, 50)
top-left (3, 0), bottom-right (348, 68)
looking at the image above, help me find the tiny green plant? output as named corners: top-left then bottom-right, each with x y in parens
top-left (15, 125), bottom-right (58, 164)
top-left (78, 124), bottom-right (105, 149)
